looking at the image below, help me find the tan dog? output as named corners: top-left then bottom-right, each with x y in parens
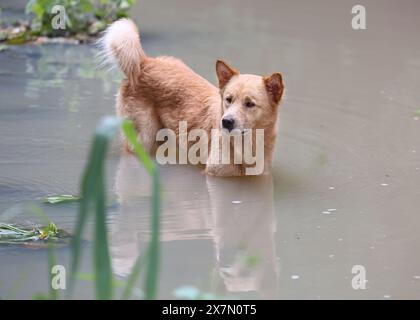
top-left (99, 19), bottom-right (284, 176)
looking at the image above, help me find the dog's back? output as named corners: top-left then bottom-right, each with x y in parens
top-left (98, 19), bottom-right (220, 135)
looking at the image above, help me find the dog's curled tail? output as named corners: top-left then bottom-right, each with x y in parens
top-left (98, 18), bottom-right (145, 84)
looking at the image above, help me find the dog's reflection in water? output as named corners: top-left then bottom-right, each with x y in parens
top-left (206, 175), bottom-right (278, 298)
top-left (111, 155), bottom-right (278, 298)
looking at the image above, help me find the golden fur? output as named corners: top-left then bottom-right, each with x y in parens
top-left (100, 19), bottom-right (284, 176)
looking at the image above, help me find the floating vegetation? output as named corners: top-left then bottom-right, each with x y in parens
top-left (0, 222), bottom-right (70, 245)
top-left (43, 194), bottom-right (80, 204)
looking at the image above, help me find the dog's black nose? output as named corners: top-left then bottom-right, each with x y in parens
top-left (222, 117), bottom-right (235, 131)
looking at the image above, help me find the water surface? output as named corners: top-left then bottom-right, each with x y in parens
top-left (1, 0), bottom-right (420, 299)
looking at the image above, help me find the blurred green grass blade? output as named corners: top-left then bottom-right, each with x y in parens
top-left (68, 117), bottom-right (160, 300)
top-left (122, 119), bottom-right (160, 300)
top-left (67, 136), bottom-right (101, 298)
top-left (93, 136), bottom-right (113, 300)
top-left (121, 252), bottom-right (146, 300)
top-left (145, 172), bottom-right (160, 299)
top-left (68, 117), bottom-right (121, 299)
top-left (121, 120), bottom-right (155, 174)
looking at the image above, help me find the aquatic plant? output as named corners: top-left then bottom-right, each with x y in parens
top-left (27, 0), bottom-right (136, 36)
top-left (0, 222), bottom-right (67, 243)
top-left (0, 0), bottom-right (137, 44)
top-left (68, 116), bottom-right (161, 300)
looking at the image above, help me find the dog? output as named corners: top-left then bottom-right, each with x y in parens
top-left (99, 19), bottom-right (284, 176)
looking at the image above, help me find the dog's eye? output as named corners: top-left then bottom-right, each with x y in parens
top-left (225, 96), bottom-right (233, 104)
top-left (245, 101), bottom-right (255, 108)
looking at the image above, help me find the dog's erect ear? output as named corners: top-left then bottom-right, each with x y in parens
top-left (216, 60), bottom-right (239, 89)
top-left (263, 73), bottom-right (284, 105)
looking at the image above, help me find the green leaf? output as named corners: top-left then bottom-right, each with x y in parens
top-left (31, 2), bottom-right (45, 19)
top-left (93, 142), bottom-right (113, 300)
top-left (80, 0), bottom-right (94, 13)
top-left (25, 0), bottom-right (38, 15)
top-left (121, 252), bottom-right (146, 299)
top-left (0, 222), bottom-right (68, 244)
top-left (43, 194), bottom-right (80, 204)
top-left (121, 120), bottom-right (155, 175)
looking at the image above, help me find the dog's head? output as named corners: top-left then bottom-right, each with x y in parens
top-left (216, 60), bottom-right (284, 132)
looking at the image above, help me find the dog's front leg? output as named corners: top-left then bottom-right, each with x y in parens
top-left (205, 129), bottom-right (244, 177)
top-left (205, 162), bottom-right (243, 177)
top-left (205, 146), bottom-right (243, 177)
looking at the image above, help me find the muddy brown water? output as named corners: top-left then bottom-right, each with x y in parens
top-left (1, 0), bottom-right (420, 299)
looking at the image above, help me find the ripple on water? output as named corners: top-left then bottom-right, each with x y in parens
top-left (0, 177), bottom-right (70, 203)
